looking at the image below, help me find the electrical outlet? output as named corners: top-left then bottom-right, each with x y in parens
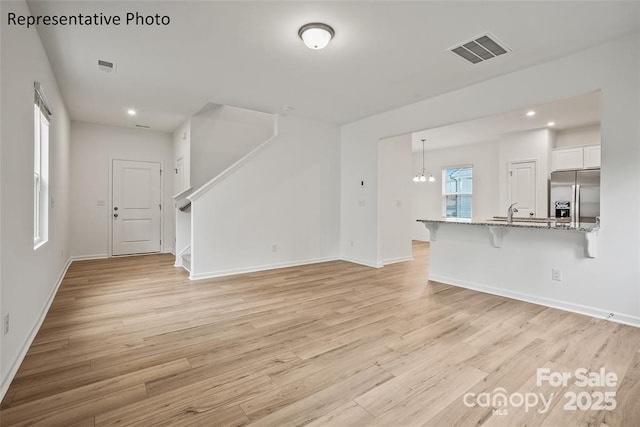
top-left (4, 314), bottom-right (9, 335)
top-left (396, 200), bottom-right (402, 208)
top-left (271, 244), bottom-right (277, 253)
top-left (552, 269), bottom-right (562, 281)
top-left (350, 240), bottom-right (354, 247)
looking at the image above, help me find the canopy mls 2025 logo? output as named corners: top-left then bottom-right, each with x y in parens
top-left (463, 367), bottom-right (618, 416)
top-left (7, 12), bottom-right (171, 29)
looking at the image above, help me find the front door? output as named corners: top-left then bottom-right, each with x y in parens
top-left (112, 160), bottom-right (161, 255)
top-left (508, 160), bottom-right (537, 218)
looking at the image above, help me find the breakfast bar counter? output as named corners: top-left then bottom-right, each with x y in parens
top-left (417, 218), bottom-right (599, 257)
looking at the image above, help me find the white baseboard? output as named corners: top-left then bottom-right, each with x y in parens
top-left (340, 256), bottom-right (384, 269)
top-left (189, 256), bottom-right (339, 280)
top-left (69, 253), bottom-right (108, 261)
top-left (412, 236), bottom-right (430, 242)
top-left (381, 256), bottom-right (414, 265)
top-left (1, 257), bottom-right (73, 400)
top-left (429, 274), bottom-right (640, 328)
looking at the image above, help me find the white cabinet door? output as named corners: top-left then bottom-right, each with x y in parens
top-left (583, 145), bottom-right (601, 169)
top-left (552, 148), bottom-right (584, 171)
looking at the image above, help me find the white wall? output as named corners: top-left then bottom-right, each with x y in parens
top-left (190, 115), bottom-right (340, 278)
top-left (190, 104), bottom-right (275, 191)
top-left (69, 122), bottom-right (174, 258)
top-left (378, 135), bottom-right (413, 264)
top-left (172, 118), bottom-right (191, 194)
top-left (498, 128), bottom-right (552, 217)
top-left (411, 140), bottom-right (499, 240)
top-left (555, 125), bottom-right (601, 148)
top-left (341, 34), bottom-right (640, 321)
top-left (340, 126), bottom-right (380, 267)
top-left (1, 0), bottom-right (71, 396)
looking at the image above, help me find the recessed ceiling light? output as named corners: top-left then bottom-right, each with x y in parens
top-left (526, 110), bottom-right (536, 117)
top-left (298, 23), bottom-right (334, 50)
top-left (127, 109), bottom-right (136, 116)
top-left (547, 121), bottom-right (556, 127)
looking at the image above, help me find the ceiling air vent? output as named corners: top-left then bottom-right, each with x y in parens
top-left (448, 33), bottom-right (510, 65)
top-left (135, 124), bottom-right (150, 129)
top-left (97, 59), bottom-right (115, 73)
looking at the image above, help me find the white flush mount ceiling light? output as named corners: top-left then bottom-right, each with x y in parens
top-left (127, 109), bottom-right (136, 116)
top-left (547, 121), bottom-right (556, 127)
top-left (413, 139), bottom-right (435, 183)
top-left (526, 110), bottom-right (536, 117)
top-left (298, 23), bottom-right (335, 50)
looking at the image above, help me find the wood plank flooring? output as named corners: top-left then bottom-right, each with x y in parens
top-left (2, 241), bottom-right (640, 426)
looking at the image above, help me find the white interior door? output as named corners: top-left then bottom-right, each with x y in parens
top-left (175, 157), bottom-right (184, 194)
top-left (508, 160), bottom-right (537, 218)
top-left (112, 160), bottom-right (161, 255)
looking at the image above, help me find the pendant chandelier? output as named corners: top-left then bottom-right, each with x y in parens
top-left (413, 139), bottom-right (435, 183)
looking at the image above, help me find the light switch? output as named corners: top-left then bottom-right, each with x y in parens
top-left (97, 200), bottom-right (105, 207)
top-left (358, 200), bottom-right (366, 207)
top-left (396, 200), bottom-right (402, 207)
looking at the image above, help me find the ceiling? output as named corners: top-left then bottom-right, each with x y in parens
top-left (412, 91), bottom-right (601, 152)
top-left (27, 1), bottom-right (640, 133)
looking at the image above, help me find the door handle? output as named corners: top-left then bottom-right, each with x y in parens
top-left (575, 184), bottom-right (581, 223)
top-left (113, 213), bottom-right (118, 218)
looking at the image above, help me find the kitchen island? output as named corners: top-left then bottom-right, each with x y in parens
top-left (414, 217), bottom-right (611, 324)
top-left (417, 217), bottom-right (598, 257)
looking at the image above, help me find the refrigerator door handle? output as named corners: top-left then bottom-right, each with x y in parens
top-left (571, 185), bottom-right (577, 222)
top-left (575, 184), bottom-right (581, 223)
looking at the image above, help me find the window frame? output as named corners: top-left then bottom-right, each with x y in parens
top-left (34, 85), bottom-right (51, 249)
top-left (441, 164), bottom-right (473, 219)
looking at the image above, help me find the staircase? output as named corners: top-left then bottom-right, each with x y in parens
top-left (172, 104), bottom-right (278, 279)
top-left (182, 252), bottom-right (191, 272)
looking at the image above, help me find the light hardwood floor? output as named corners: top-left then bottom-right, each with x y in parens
top-left (2, 242), bottom-right (640, 426)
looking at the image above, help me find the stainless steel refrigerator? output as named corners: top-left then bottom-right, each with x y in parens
top-left (549, 169), bottom-right (600, 223)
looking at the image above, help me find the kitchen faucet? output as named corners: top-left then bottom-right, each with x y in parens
top-left (507, 203), bottom-right (519, 224)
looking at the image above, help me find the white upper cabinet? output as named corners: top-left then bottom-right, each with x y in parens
top-left (552, 147), bottom-right (584, 171)
top-left (552, 146), bottom-right (600, 171)
top-left (583, 145), bottom-right (601, 169)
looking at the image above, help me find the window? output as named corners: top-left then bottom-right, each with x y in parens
top-left (34, 83), bottom-right (51, 248)
top-left (442, 166), bottom-right (472, 218)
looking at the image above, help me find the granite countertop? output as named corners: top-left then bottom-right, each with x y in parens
top-left (416, 217), bottom-right (599, 233)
